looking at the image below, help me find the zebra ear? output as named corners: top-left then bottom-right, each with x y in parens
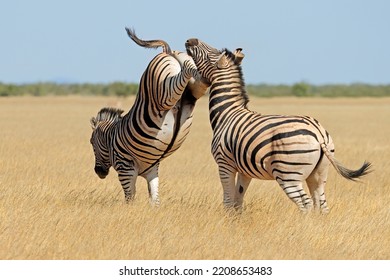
top-left (90, 117), bottom-right (97, 130)
top-left (233, 48), bottom-right (244, 65)
top-left (215, 51), bottom-right (230, 69)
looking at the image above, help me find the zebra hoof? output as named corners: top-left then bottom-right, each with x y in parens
top-left (320, 207), bottom-right (330, 214)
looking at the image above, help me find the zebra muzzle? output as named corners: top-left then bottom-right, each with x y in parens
top-left (94, 166), bottom-right (109, 179)
top-left (185, 38), bottom-right (199, 56)
top-left (185, 38), bottom-right (199, 47)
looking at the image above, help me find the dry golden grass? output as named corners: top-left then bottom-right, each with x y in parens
top-left (0, 96), bottom-right (389, 260)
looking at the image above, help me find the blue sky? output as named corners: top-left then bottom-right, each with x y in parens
top-left (1, 0), bottom-right (389, 85)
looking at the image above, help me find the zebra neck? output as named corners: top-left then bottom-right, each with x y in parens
top-left (208, 80), bottom-right (248, 130)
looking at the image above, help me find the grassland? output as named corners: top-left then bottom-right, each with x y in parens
top-left (0, 96), bottom-right (389, 260)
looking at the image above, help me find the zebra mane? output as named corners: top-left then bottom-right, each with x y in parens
top-left (91, 107), bottom-right (124, 130)
top-left (221, 48), bottom-right (250, 108)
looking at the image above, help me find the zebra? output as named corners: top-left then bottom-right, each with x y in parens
top-left (90, 29), bottom-right (209, 205)
top-left (185, 38), bottom-right (371, 213)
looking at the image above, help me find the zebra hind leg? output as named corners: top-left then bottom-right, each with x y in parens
top-left (147, 177), bottom-right (160, 206)
top-left (145, 166), bottom-right (160, 206)
top-left (277, 179), bottom-right (313, 213)
top-left (306, 178), bottom-right (329, 214)
top-left (306, 161), bottom-right (330, 214)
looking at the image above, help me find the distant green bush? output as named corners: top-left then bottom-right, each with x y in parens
top-left (0, 82), bottom-right (389, 97)
top-left (247, 83), bottom-right (390, 97)
top-left (291, 82), bottom-right (311, 97)
top-left (0, 82), bottom-right (138, 97)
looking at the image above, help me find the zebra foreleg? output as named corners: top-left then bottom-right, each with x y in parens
top-left (218, 166), bottom-right (237, 210)
top-left (144, 165), bottom-right (160, 206)
top-left (115, 161), bottom-right (138, 203)
top-left (234, 173), bottom-right (252, 211)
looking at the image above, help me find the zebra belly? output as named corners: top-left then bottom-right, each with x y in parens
top-left (261, 146), bottom-right (321, 181)
top-left (117, 110), bottom-right (177, 175)
top-left (134, 103), bottom-right (195, 173)
top-left (156, 109), bottom-right (176, 145)
top-left (160, 103), bottom-right (195, 158)
top-left (234, 133), bottom-right (321, 181)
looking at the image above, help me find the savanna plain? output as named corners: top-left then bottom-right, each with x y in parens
top-left (0, 96), bottom-right (389, 260)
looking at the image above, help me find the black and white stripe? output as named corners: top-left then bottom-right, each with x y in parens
top-left (89, 30), bottom-right (209, 204)
top-left (185, 38), bottom-right (371, 213)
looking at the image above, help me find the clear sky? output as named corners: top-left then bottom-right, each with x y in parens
top-left (1, 0), bottom-right (389, 85)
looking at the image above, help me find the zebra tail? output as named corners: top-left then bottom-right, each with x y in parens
top-left (125, 27), bottom-right (172, 54)
top-left (320, 143), bottom-right (372, 181)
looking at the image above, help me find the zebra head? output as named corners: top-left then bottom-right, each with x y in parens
top-left (185, 38), bottom-right (244, 84)
top-left (90, 108), bottom-right (124, 179)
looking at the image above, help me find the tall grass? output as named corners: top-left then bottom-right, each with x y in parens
top-left (0, 96), bottom-right (389, 259)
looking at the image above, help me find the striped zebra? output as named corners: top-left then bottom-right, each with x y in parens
top-left (185, 38), bottom-right (371, 213)
top-left (90, 29), bottom-right (209, 205)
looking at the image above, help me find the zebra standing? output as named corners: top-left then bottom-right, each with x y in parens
top-left (185, 38), bottom-right (371, 213)
top-left (90, 29), bottom-right (209, 205)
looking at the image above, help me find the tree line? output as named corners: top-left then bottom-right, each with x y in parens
top-left (1, 82), bottom-right (389, 97)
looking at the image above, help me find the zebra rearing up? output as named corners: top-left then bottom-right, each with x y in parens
top-left (90, 29), bottom-right (209, 205)
top-left (185, 38), bottom-right (371, 213)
